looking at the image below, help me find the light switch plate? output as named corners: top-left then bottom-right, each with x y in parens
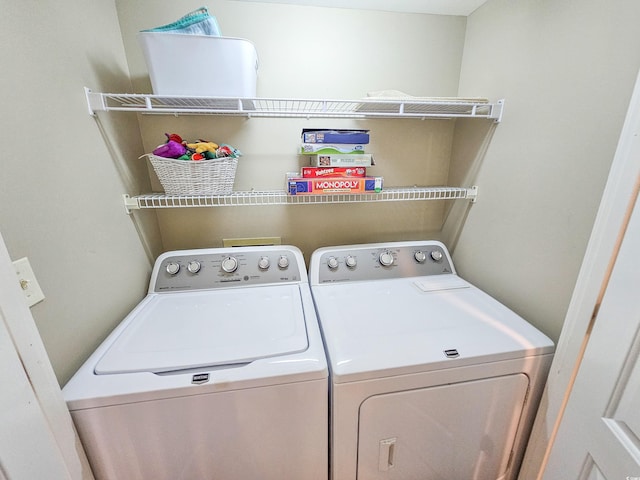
top-left (13, 257), bottom-right (45, 307)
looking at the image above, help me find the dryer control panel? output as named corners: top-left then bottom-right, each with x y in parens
top-left (310, 241), bottom-right (455, 284)
top-left (151, 246), bottom-right (305, 292)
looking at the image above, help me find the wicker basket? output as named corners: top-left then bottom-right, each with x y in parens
top-left (146, 154), bottom-right (238, 195)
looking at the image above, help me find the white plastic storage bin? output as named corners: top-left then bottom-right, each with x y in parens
top-left (138, 32), bottom-right (258, 97)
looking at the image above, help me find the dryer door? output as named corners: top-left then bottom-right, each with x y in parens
top-left (357, 374), bottom-right (529, 480)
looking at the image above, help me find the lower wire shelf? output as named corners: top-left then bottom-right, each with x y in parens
top-left (123, 186), bottom-right (478, 213)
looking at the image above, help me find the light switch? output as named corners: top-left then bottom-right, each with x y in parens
top-left (13, 257), bottom-right (45, 307)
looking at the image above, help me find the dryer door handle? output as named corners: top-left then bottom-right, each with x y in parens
top-left (378, 437), bottom-right (397, 471)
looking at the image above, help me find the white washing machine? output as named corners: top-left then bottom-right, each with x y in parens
top-left (309, 240), bottom-right (554, 480)
top-left (64, 245), bottom-right (328, 480)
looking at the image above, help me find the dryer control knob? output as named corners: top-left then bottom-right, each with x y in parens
top-left (379, 251), bottom-right (394, 267)
top-left (327, 256), bottom-right (339, 270)
top-left (345, 255), bottom-right (357, 268)
top-left (221, 256), bottom-right (239, 273)
top-left (166, 262), bottom-right (180, 275)
top-left (187, 260), bottom-right (201, 274)
top-left (277, 255), bottom-right (289, 269)
top-left (431, 250), bottom-right (443, 262)
top-left (258, 256), bottom-right (270, 270)
top-left (414, 251), bottom-right (427, 263)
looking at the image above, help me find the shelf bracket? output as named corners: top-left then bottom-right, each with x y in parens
top-left (490, 99), bottom-right (505, 123)
top-left (84, 87), bottom-right (106, 116)
top-left (123, 194), bottom-right (140, 214)
top-left (467, 185), bottom-right (479, 203)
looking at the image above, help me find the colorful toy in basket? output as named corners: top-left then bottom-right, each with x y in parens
top-left (152, 140), bottom-right (187, 158)
top-left (152, 133), bottom-right (242, 161)
top-left (215, 144), bottom-right (241, 158)
top-left (185, 141), bottom-right (218, 154)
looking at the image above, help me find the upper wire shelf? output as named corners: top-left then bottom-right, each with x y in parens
top-left (85, 88), bottom-right (504, 122)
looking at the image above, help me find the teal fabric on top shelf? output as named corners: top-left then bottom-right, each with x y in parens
top-left (142, 6), bottom-right (221, 36)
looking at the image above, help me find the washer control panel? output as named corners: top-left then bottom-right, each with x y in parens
top-left (311, 241), bottom-right (455, 284)
top-left (151, 246), bottom-right (304, 292)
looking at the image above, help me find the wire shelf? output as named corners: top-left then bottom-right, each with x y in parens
top-left (123, 186), bottom-right (477, 213)
top-left (86, 89), bottom-right (503, 122)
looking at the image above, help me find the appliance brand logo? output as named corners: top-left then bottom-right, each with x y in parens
top-left (192, 373), bottom-right (210, 385)
top-left (444, 349), bottom-right (460, 358)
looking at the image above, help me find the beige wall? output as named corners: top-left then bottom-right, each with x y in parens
top-left (0, 0), bottom-right (160, 385)
top-left (115, 1), bottom-right (469, 261)
top-left (448, 0), bottom-right (640, 341)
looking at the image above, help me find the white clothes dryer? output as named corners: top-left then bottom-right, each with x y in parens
top-left (64, 245), bottom-right (328, 480)
top-left (309, 240), bottom-right (554, 480)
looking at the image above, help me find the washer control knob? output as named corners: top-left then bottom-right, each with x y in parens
top-left (379, 251), bottom-right (394, 267)
top-left (431, 250), bottom-right (444, 262)
top-left (221, 256), bottom-right (239, 273)
top-left (166, 262), bottom-right (180, 275)
top-left (414, 251), bottom-right (427, 263)
top-left (345, 255), bottom-right (357, 268)
top-left (277, 255), bottom-right (290, 269)
top-left (327, 256), bottom-right (339, 270)
top-left (258, 256), bottom-right (270, 270)
top-left (187, 260), bottom-right (201, 274)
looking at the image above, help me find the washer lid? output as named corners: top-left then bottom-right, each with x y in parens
top-left (311, 274), bottom-right (554, 383)
top-left (95, 284), bottom-right (308, 374)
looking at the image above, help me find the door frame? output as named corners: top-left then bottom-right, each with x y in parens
top-left (0, 231), bottom-right (94, 479)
